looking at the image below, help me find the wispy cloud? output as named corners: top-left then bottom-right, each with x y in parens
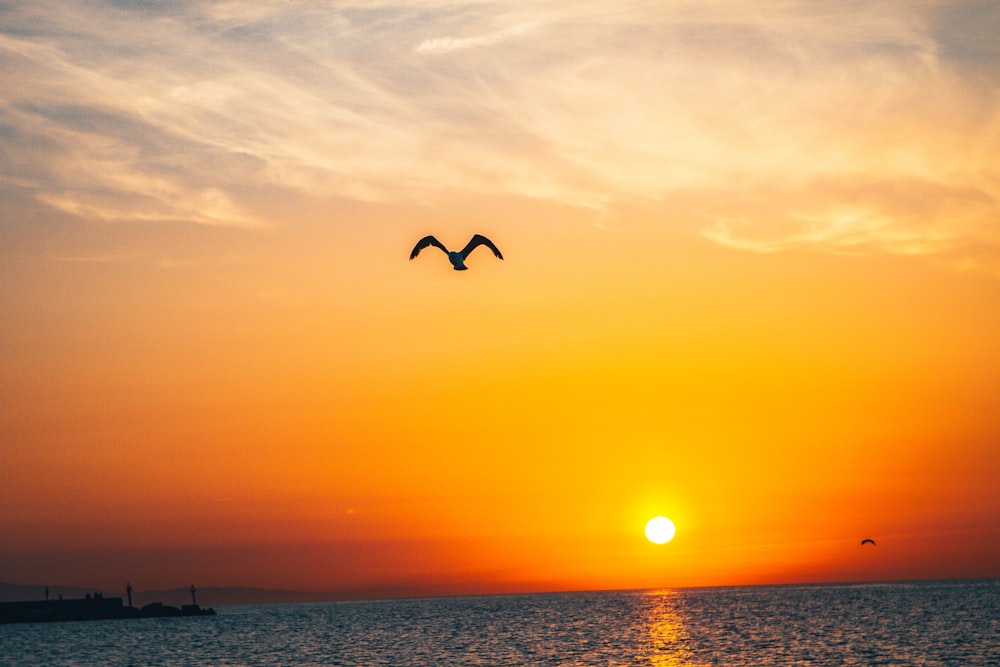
top-left (1, 1), bottom-right (998, 268)
top-left (415, 22), bottom-right (537, 54)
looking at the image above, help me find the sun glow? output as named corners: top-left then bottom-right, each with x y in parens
top-left (645, 516), bottom-right (676, 545)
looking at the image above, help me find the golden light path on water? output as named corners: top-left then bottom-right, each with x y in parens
top-left (641, 590), bottom-right (705, 667)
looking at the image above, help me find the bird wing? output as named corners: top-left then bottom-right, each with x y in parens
top-left (461, 234), bottom-right (503, 260)
top-left (861, 539), bottom-right (876, 545)
top-left (410, 235), bottom-right (449, 259)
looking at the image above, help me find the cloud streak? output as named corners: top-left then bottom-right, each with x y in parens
top-left (1, 1), bottom-right (998, 269)
top-left (415, 22), bottom-right (537, 54)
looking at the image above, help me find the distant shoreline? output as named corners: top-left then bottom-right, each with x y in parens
top-left (0, 582), bottom-right (347, 607)
top-left (0, 596), bottom-right (215, 625)
top-left (3, 577), bottom-right (997, 609)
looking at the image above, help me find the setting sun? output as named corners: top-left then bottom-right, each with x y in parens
top-left (645, 517), bottom-right (676, 545)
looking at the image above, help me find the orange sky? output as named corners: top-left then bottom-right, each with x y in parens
top-left (2, 1), bottom-right (999, 598)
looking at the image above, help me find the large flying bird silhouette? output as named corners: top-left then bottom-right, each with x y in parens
top-left (861, 538), bottom-right (877, 546)
top-left (409, 234), bottom-right (503, 270)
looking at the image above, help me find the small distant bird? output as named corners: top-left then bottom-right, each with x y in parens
top-left (861, 538), bottom-right (877, 546)
top-left (409, 234), bottom-right (503, 271)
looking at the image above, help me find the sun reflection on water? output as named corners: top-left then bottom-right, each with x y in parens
top-left (640, 590), bottom-right (708, 667)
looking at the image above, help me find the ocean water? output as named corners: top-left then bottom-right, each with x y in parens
top-left (1, 580), bottom-right (996, 666)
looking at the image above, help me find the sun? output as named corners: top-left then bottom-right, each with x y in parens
top-left (645, 516), bottom-right (676, 544)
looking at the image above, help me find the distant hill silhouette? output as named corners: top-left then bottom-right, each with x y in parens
top-left (0, 583), bottom-right (95, 603)
top-left (0, 582), bottom-right (344, 607)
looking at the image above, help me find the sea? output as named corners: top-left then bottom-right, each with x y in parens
top-left (1, 580), bottom-right (996, 666)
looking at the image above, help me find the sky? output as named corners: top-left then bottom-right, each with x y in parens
top-left (2, 0), bottom-right (999, 599)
